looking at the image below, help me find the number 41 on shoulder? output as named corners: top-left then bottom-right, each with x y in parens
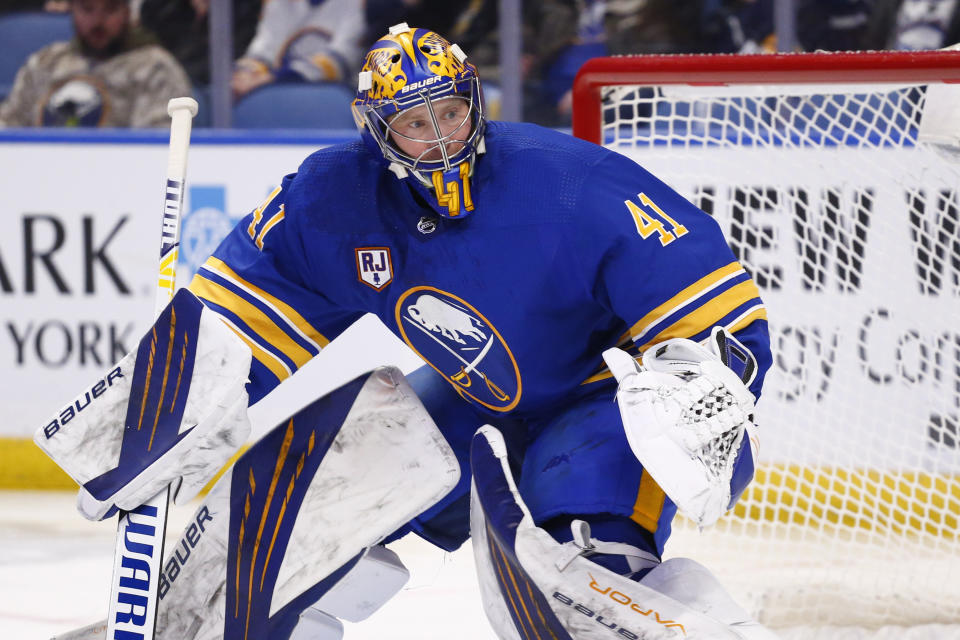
top-left (625, 192), bottom-right (688, 246)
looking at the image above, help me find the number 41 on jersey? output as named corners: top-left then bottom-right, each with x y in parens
top-left (625, 192), bottom-right (688, 246)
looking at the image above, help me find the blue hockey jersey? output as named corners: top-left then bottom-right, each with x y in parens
top-left (188, 121), bottom-right (771, 418)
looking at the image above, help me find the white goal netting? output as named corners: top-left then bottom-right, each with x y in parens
top-left (576, 52), bottom-right (960, 637)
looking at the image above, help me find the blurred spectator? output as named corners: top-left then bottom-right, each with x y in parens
top-left (522, 0), bottom-right (608, 126)
top-left (231, 0), bottom-right (364, 99)
top-left (363, 0), bottom-right (484, 45)
top-left (605, 0), bottom-right (775, 56)
top-left (364, 0), bottom-right (500, 51)
top-left (0, 0), bottom-right (191, 127)
top-left (139, 0), bottom-right (260, 86)
top-left (795, 0), bottom-right (873, 51)
top-left (862, 0), bottom-right (960, 50)
top-left (3, 1), bottom-right (69, 13)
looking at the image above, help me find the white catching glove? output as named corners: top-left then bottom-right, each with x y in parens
top-left (603, 327), bottom-right (757, 528)
top-left (34, 289), bottom-right (253, 521)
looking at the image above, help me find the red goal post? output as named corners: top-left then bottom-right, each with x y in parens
top-left (571, 50), bottom-right (960, 638)
top-left (572, 50), bottom-right (960, 144)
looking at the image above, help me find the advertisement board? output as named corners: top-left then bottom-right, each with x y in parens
top-left (0, 133), bottom-right (420, 486)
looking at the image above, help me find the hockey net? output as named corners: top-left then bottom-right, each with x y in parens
top-left (573, 51), bottom-right (960, 638)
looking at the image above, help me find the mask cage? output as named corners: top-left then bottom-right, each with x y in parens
top-left (360, 75), bottom-right (485, 179)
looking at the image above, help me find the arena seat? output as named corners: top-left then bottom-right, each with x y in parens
top-left (0, 12), bottom-right (74, 85)
top-left (232, 82), bottom-right (356, 129)
top-left (191, 85), bottom-right (212, 128)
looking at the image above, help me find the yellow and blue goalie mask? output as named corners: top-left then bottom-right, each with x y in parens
top-left (352, 23), bottom-right (486, 219)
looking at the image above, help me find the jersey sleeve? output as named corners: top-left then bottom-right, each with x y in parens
top-left (577, 150), bottom-right (772, 399)
top-left (187, 173), bottom-right (363, 404)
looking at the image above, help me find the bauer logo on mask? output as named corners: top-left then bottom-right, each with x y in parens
top-left (395, 287), bottom-right (520, 412)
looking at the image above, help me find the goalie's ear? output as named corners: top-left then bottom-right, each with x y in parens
top-left (707, 326), bottom-right (757, 387)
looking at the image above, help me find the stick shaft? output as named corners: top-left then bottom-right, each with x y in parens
top-left (155, 98), bottom-right (198, 314)
top-left (104, 97), bottom-right (198, 640)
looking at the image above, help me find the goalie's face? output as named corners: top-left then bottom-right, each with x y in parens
top-left (387, 96), bottom-right (472, 163)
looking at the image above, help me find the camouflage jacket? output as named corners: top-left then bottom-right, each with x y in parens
top-left (0, 28), bottom-right (191, 128)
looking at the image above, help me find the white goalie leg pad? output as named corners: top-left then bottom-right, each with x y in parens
top-left (289, 546), bottom-right (411, 640)
top-left (151, 366), bottom-right (459, 640)
top-left (602, 327), bottom-right (757, 528)
top-left (38, 366), bottom-right (456, 640)
top-left (470, 425), bottom-right (773, 640)
top-left (640, 558), bottom-right (777, 639)
top-left (34, 288), bottom-right (253, 520)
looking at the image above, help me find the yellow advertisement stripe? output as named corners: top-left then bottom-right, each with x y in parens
top-left (191, 274), bottom-right (313, 369)
top-left (0, 438), bottom-right (74, 489)
top-left (733, 465), bottom-right (960, 539)
top-left (631, 470), bottom-right (667, 533)
top-left (626, 261), bottom-right (745, 342)
top-left (636, 279), bottom-right (762, 353)
top-left (201, 256), bottom-right (329, 350)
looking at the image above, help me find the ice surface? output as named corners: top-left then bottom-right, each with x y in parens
top-left (0, 490), bottom-right (493, 639)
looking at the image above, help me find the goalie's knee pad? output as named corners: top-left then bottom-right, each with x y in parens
top-left (289, 545), bottom-right (410, 640)
top-left (154, 367), bottom-right (459, 639)
top-left (470, 425), bottom-right (776, 639)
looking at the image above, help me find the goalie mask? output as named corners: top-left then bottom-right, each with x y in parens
top-left (352, 23), bottom-right (486, 219)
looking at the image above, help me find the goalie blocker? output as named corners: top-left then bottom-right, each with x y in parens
top-left (34, 289), bottom-right (253, 521)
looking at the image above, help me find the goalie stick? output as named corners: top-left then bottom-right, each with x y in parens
top-left (104, 97), bottom-right (198, 640)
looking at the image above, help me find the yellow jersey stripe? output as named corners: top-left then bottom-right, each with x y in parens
top-left (202, 256), bottom-right (329, 351)
top-left (191, 274), bottom-right (315, 369)
top-left (627, 262), bottom-right (745, 342)
top-left (214, 313), bottom-right (292, 382)
top-left (581, 366), bottom-right (621, 386)
top-left (581, 286), bottom-right (764, 386)
top-left (726, 304), bottom-right (768, 335)
top-left (631, 470), bottom-right (666, 533)
top-left (635, 279), bottom-right (762, 353)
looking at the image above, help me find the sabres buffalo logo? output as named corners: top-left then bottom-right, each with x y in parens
top-left (396, 287), bottom-right (521, 412)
